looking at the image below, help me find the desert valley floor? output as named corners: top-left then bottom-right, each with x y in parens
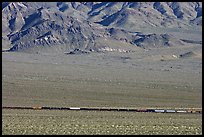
top-left (2, 44), bottom-right (202, 135)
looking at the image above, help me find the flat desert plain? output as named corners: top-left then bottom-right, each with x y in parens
top-left (2, 44), bottom-right (202, 135)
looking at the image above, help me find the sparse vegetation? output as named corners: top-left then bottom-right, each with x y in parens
top-left (2, 109), bottom-right (202, 135)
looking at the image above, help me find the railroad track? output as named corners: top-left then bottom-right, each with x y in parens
top-left (2, 106), bottom-right (202, 114)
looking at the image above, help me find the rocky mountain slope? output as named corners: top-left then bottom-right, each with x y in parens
top-left (2, 2), bottom-right (202, 53)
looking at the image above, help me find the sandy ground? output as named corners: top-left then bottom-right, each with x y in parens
top-left (2, 44), bottom-right (202, 108)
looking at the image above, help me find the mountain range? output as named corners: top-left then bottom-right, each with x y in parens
top-left (2, 2), bottom-right (202, 53)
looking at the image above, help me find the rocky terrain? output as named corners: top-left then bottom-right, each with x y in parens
top-left (2, 2), bottom-right (202, 53)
